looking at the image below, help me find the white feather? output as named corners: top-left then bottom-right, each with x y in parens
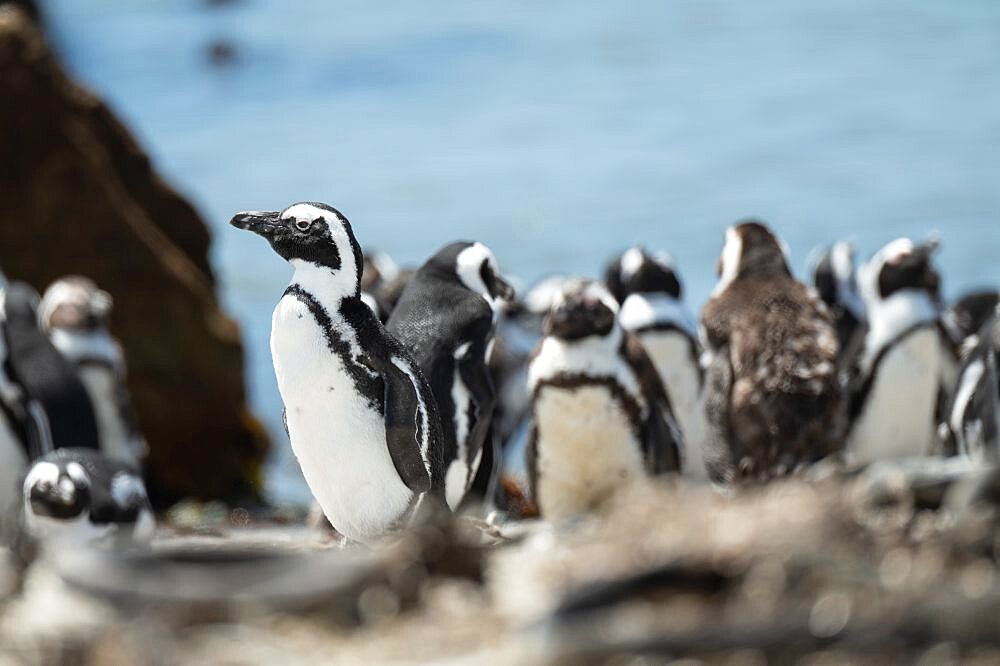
top-left (712, 226), bottom-right (742, 296)
top-left (618, 293), bottom-right (697, 337)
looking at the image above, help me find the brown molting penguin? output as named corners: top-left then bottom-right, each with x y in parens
top-left (701, 220), bottom-right (846, 482)
top-left (526, 279), bottom-right (682, 520)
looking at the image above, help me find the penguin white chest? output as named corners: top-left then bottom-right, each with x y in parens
top-left (270, 296), bottom-right (412, 543)
top-left (78, 366), bottom-right (138, 466)
top-left (533, 384), bottom-right (644, 520)
top-left (638, 330), bottom-right (707, 479)
top-left (848, 327), bottom-right (943, 465)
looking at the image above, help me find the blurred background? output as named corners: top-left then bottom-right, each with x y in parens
top-left (35, 0), bottom-right (1000, 503)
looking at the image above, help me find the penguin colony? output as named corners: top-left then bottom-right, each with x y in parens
top-left (0, 274), bottom-right (153, 547)
top-left (2, 204), bottom-right (999, 549)
top-left (223, 202), bottom-right (1000, 542)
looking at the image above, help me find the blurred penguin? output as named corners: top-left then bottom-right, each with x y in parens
top-left (810, 240), bottom-right (866, 360)
top-left (942, 307), bottom-right (1000, 462)
top-left (701, 221), bottom-right (846, 482)
top-left (527, 279), bottom-right (682, 519)
top-left (21, 448), bottom-right (154, 544)
top-left (39, 277), bottom-right (144, 466)
top-left (2, 281), bottom-right (100, 457)
top-left (844, 238), bottom-right (958, 465)
top-left (605, 247), bottom-right (707, 479)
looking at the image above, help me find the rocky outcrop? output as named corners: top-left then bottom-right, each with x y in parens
top-left (0, 8), bottom-right (269, 505)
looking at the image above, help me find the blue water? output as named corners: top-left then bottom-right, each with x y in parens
top-left (44, 0), bottom-right (1000, 503)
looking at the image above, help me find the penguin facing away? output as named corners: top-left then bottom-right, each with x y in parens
top-left (1, 281), bottom-right (100, 459)
top-left (844, 238), bottom-right (954, 465)
top-left (21, 447), bottom-right (154, 544)
top-left (527, 279), bottom-right (682, 520)
top-left (700, 221), bottom-right (846, 483)
top-left (810, 240), bottom-right (866, 360)
top-left (386, 241), bottom-right (514, 511)
top-left (230, 202), bottom-right (445, 544)
top-left (39, 276), bottom-right (145, 467)
top-left (604, 247), bottom-right (707, 479)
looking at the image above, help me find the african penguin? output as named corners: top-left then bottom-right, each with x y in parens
top-left (944, 290), bottom-right (1000, 345)
top-left (230, 202), bottom-right (445, 544)
top-left (844, 238), bottom-right (956, 465)
top-left (1, 281), bottom-right (100, 458)
top-left (0, 278), bottom-right (29, 519)
top-left (943, 310), bottom-right (1000, 461)
top-left (701, 221), bottom-right (846, 483)
top-left (387, 242), bottom-right (514, 511)
top-left (527, 279), bottom-right (682, 520)
top-left (21, 447), bottom-right (154, 544)
top-left (810, 240), bottom-right (866, 359)
top-left (360, 250), bottom-right (401, 322)
top-left (39, 277), bottom-right (145, 467)
top-left (604, 247), bottom-right (707, 479)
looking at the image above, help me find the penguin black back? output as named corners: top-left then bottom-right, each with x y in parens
top-left (2, 282), bottom-right (100, 456)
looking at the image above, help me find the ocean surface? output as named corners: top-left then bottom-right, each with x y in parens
top-left (43, 0), bottom-right (1000, 503)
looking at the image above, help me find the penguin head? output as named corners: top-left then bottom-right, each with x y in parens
top-left (604, 247), bottom-right (682, 303)
top-left (811, 241), bottom-right (865, 320)
top-left (860, 237), bottom-right (941, 306)
top-left (713, 220), bottom-right (791, 295)
top-left (544, 279), bottom-right (619, 341)
top-left (39, 276), bottom-right (113, 333)
top-left (23, 459), bottom-right (91, 523)
top-left (230, 202), bottom-right (363, 295)
top-left (427, 241), bottom-right (515, 306)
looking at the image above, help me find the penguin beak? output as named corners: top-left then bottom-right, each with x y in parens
top-left (491, 274), bottom-right (516, 303)
top-left (230, 211), bottom-right (281, 238)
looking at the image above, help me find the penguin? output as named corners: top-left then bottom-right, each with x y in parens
top-left (1, 281), bottom-right (100, 458)
top-left (526, 279), bottom-right (682, 520)
top-left (700, 221), bottom-right (846, 483)
top-left (387, 242), bottom-right (514, 511)
top-left (810, 240), bottom-right (866, 359)
top-left (844, 237), bottom-right (956, 465)
top-left (230, 202), bottom-right (445, 544)
top-left (21, 447), bottom-right (154, 543)
top-left (604, 247), bottom-right (707, 479)
top-left (944, 290), bottom-right (999, 345)
top-left (38, 277), bottom-right (145, 466)
top-left (943, 310), bottom-right (1000, 462)
top-left (0, 276), bottom-right (30, 520)
top-left (360, 250), bottom-right (400, 322)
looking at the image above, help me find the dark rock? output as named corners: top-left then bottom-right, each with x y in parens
top-left (0, 8), bottom-right (269, 505)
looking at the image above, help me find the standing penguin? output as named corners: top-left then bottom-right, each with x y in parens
top-left (527, 279), bottom-right (682, 520)
top-left (943, 310), bottom-right (1000, 461)
top-left (0, 276), bottom-right (29, 518)
top-left (21, 447), bottom-right (154, 544)
top-left (39, 277), bottom-right (144, 466)
top-left (810, 240), bottom-right (866, 359)
top-left (230, 202), bottom-right (445, 544)
top-left (387, 242), bottom-right (514, 510)
top-left (604, 247), bottom-right (706, 479)
top-left (1, 281), bottom-right (100, 458)
top-left (701, 221), bottom-right (846, 483)
top-left (845, 238), bottom-right (956, 464)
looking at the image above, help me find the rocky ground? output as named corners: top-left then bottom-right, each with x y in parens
top-left (2, 461), bottom-right (999, 665)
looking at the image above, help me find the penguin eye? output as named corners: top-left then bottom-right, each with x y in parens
top-left (295, 219), bottom-right (312, 232)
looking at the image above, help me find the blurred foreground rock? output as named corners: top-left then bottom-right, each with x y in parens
top-left (2, 470), bottom-right (1000, 664)
top-left (0, 8), bottom-right (268, 504)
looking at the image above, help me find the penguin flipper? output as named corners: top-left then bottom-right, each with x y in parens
top-left (702, 345), bottom-right (736, 483)
top-left (381, 358), bottom-right (433, 494)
